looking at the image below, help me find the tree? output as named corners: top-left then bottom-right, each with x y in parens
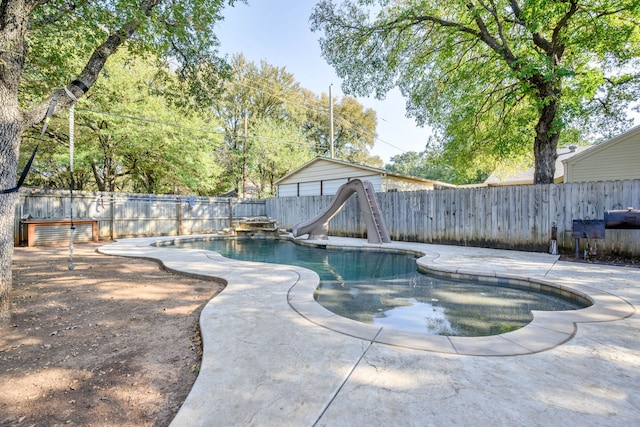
top-left (247, 118), bottom-right (314, 197)
top-left (0, 0), bottom-right (239, 323)
top-left (386, 145), bottom-right (488, 185)
top-left (311, 0), bottom-right (640, 183)
top-left (302, 90), bottom-right (383, 167)
top-left (212, 54), bottom-right (383, 193)
top-left (20, 51), bottom-right (226, 194)
top-left (211, 54), bottom-right (306, 193)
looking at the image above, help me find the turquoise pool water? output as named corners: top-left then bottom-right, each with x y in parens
top-left (170, 238), bottom-right (587, 337)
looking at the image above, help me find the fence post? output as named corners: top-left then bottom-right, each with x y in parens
top-left (14, 192), bottom-right (22, 246)
top-left (110, 194), bottom-right (116, 240)
top-left (177, 197), bottom-right (183, 235)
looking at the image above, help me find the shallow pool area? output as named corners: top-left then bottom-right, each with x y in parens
top-left (168, 237), bottom-right (589, 337)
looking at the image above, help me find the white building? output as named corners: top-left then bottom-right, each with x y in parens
top-left (274, 157), bottom-right (456, 197)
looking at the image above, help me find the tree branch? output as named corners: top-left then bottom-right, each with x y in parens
top-left (21, 0), bottom-right (162, 129)
top-left (393, 12), bottom-right (479, 39)
top-left (28, 1), bottom-right (81, 26)
top-left (466, 3), bottom-right (518, 67)
top-left (550, 0), bottom-right (579, 59)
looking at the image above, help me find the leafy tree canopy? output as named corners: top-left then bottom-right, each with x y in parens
top-left (211, 54), bottom-right (384, 194)
top-left (22, 50), bottom-right (225, 195)
top-left (302, 90), bottom-right (383, 166)
top-left (247, 117), bottom-right (314, 197)
top-left (311, 0), bottom-right (640, 183)
top-left (22, 0), bottom-right (241, 107)
top-left (386, 143), bottom-right (488, 185)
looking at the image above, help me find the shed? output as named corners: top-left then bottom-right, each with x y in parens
top-left (563, 125), bottom-right (640, 183)
top-left (274, 157), bottom-right (455, 197)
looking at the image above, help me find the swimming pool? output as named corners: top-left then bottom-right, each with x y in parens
top-left (168, 238), bottom-right (588, 337)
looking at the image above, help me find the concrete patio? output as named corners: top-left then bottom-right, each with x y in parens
top-left (98, 236), bottom-right (639, 426)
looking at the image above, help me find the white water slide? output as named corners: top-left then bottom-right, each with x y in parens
top-left (292, 179), bottom-right (391, 244)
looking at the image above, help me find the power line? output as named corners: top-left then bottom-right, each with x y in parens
top-left (53, 75), bottom-right (410, 159)
top-left (74, 107), bottom-right (319, 151)
top-left (76, 108), bottom-right (226, 136)
top-left (226, 73), bottom-right (412, 156)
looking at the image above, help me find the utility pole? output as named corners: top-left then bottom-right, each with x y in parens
top-left (243, 109), bottom-right (248, 198)
top-left (329, 84), bottom-right (334, 158)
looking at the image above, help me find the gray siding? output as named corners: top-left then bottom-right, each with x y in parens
top-left (565, 127), bottom-right (640, 183)
top-left (278, 183), bottom-right (298, 198)
top-left (299, 181), bottom-right (320, 196)
top-left (277, 177), bottom-right (379, 197)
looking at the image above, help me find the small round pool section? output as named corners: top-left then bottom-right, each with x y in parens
top-left (167, 237), bottom-right (591, 337)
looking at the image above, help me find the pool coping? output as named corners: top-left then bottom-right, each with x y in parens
top-left (100, 234), bottom-right (635, 357)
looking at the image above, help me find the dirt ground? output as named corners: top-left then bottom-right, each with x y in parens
top-left (0, 243), bottom-right (225, 427)
top-left (558, 249), bottom-right (640, 268)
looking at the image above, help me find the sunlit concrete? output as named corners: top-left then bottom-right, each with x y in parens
top-left (99, 235), bottom-right (639, 426)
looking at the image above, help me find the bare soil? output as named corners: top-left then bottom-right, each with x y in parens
top-left (1, 243), bottom-right (225, 427)
top-left (558, 249), bottom-right (640, 268)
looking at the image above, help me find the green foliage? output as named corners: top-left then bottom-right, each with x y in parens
top-left (23, 0), bottom-right (242, 106)
top-left (22, 14), bottom-right (104, 102)
top-left (19, 44), bottom-right (385, 198)
top-left (247, 118), bottom-right (314, 197)
top-left (210, 54), bottom-right (308, 192)
top-left (211, 54), bottom-right (383, 194)
top-left (0, 0), bottom-right (244, 322)
top-left (22, 51), bottom-right (225, 195)
top-left (386, 143), bottom-right (488, 185)
top-left (312, 0), bottom-right (640, 183)
top-left (302, 91), bottom-right (382, 166)
top-left (17, 2), bottom-right (388, 199)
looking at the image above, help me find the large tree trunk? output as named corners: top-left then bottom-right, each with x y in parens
top-left (0, 0), bottom-right (30, 324)
top-left (0, 195), bottom-right (17, 324)
top-left (0, 95), bottom-right (22, 323)
top-left (533, 103), bottom-right (560, 184)
top-left (532, 80), bottom-right (561, 185)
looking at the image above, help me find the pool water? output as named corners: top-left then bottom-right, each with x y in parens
top-left (171, 238), bottom-right (587, 337)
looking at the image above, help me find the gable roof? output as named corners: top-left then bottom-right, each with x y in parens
top-left (274, 156), bottom-right (456, 188)
top-left (484, 145), bottom-right (591, 186)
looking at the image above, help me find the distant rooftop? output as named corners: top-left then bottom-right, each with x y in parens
top-left (485, 145), bottom-right (592, 185)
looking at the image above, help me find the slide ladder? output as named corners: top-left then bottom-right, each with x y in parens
top-left (292, 179), bottom-right (391, 244)
top-left (361, 180), bottom-right (391, 244)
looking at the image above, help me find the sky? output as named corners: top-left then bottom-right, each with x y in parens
top-left (214, 0), bottom-right (432, 164)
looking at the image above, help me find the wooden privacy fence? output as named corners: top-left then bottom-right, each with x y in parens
top-left (13, 188), bottom-right (267, 246)
top-left (266, 180), bottom-right (640, 257)
top-left (16, 181), bottom-right (640, 257)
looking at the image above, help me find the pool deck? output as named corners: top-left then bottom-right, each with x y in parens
top-left (98, 235), bottom-right (639, 426)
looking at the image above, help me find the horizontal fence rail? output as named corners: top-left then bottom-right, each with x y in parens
top-left (266, 180), bottom-right (640, 257)
top-left (14, 188), bottom-right (267, 246)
